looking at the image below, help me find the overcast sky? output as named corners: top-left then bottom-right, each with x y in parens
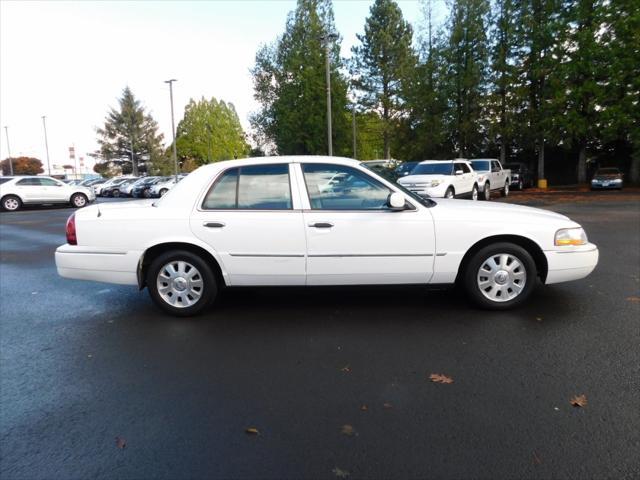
top-left (0, 0), bottom-right (446, 170)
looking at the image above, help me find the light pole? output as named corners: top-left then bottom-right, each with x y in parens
top-left (322, 33), bottom-right (338, 156)
top-left (41, 116), bottom-right (51, 176)
top-left (3, 126), bottom-right (13, 175)
top-left (352, 103), bottom-right (357, 159)
top-left (164, 79), bottom-right (178, 181)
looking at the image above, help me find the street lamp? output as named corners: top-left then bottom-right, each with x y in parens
top-left (164, 79), bottom-right (178, 182)
top-left (3, 126), bottom-right (13, 175)
top-left (322, 32), bottom-right (338, 156)
top-left (42, 116), bottom-right (51, 176)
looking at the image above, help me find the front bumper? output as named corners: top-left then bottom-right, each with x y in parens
top-left (55, 244), bottom-right (140, 285)
top-left (591, 181), bottom-right (622, 189)
top-left (544, 243), bottom-right (599, 284)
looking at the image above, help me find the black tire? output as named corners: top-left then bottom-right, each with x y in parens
top-left (147, 250), bottom-right (217, 317)
top-left (501, 181), bottom-right (510, 197)
top-left (2, 195), bottom-right (22, 212)
top-left (70, 193), bottom-right (88, 208)
top-left (112, 190), bottom-right (120, 198)
top-left (142, 188), bottom-right (151, 198)
top-left (159, 188), bottom-right (168, 197)
top-left (482, 182), bottom-right (491, 200)
top-left (470, 184), bottom-right (478, 201)
top-left (463, 242), bottom-right (537, 310)
top-left (444, 187), bottom-right (455, 199)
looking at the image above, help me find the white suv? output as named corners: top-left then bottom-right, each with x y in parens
top-left (397, 160), bottom-right (478, 200)
top-left (0, 176), bottom-right (96, 211)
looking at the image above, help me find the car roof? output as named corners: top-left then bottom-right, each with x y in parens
top-left (196, 155), bottom-right (362, 173)
top-left (418, 159), bottom-right (469, 164)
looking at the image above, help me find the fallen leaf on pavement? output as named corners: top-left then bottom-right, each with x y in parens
top-left (570, 394), bottom-right (588, 408)
top-left (383, 402), bottom-right (393, 409)
top-left (332, 467), bottom-right (350, 478)
top-left (360, 404), bottom-right (368, 411)
top-left (536, 317), bottom-right (543, 322)
top-left (115, 436), bottom-right (126, 449)
top-left (533, 451), bottom-right (542, 464)
top-left (341, 424), bottom-right (356, 436)
top-left (429, 373), bottom-right (454, 384)
top-left (626, 296), bottom-right (640, 302)
top-left (340, 365), bottom-right (352, 373)
top-left (245, 427), bottom-right (260, 435)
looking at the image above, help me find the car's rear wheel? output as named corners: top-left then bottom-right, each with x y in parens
top-left (444, 187), bottom-right (455, 199)
top-left (501, 182), bottom-right (509, 197)
top-left (71, 193), bottom-right (88, 208)
top-left (2, 195), bottom-right (22, 212)
top-left (147, 250), bottom-right (217, 317)
top-left (482, 183), bottom-right (490, 200)
top-left (112, 190), bottom-right (120, 198)
top-left (159, 188), bottom-right (168, 197)
top-left (463, 242), bottom-right (537, 310)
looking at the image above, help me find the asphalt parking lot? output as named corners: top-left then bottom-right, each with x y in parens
top-left (1, 192), bottom-right (639, 479)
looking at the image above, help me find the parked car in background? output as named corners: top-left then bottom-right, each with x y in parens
top-left (591, 167), bottom-right (623, 190)
top-left (470, 159), bottom-right (511, 200)
top-left (503, 163), bottom-right (534, 190)
top-left (149, 175), bottom-right (186, 197)
top-left (55, 156), bottom-right (598, 316)
top-left (395, 161), bottom-right (419, 178)
top-left (0, 175), bottom-right (95, 211)
top-left (131, 176), bottom-right (166, 198)
top-left (94, 177), bottom-right (130, 197)
top-left (397, 159), bottom-right (479, 200)
top-left (101, 178), bottom-right (138, 197)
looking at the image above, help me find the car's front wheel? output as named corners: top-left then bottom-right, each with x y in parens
top-left (2, 195), bottom-right (22, 212)
top-left (159, 188), bottom-right (168, 197)
top-left (482, 183), bottom-right (490, 200)
top-left (471, 184), bottom-right (478, 201)
top-left (463, 242), bottom-right (537, 310)
top-left (147, 250), bottom-right (217, 317)
top-left (112, 190), bottom-right (120, 198)
top-left (444, 187), bottom-right (455, 199)
top-left (70, 193), bottom-right (88, 208)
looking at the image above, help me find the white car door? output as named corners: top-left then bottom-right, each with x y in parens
top-left (13, 178), bottom-right (42, 201)
top-left (491, 160), bottom-right (504, 188)
top-left (39, 177), bottom-right (69, 201)
top-left (190, 163), bottom-right (307, 286)
top-left (452, 162), bottom-right (473, 195)
top-left (297, 162), bottom-right (436, 285)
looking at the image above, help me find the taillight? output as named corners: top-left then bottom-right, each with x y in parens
top-left (66, 213), bottom-right (77, 245)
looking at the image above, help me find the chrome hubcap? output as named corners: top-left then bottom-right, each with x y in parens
top-left (477, 253), bottom-right (526, 302)
top-left (472, 188), bottom-right (478, 201)
top-left (74, 196), bottom-right (86, 207)
top-left (446, 190), bottom-right (454, 198)
top-left (4, 198), bottom-right (18, 210)
top-left (505, 183), bottom-right (509, 195)
top-left (157, 260), bottom-right (203, 308)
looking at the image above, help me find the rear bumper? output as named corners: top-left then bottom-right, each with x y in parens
top-left (544, 244), bottom-right (599, 285)
top-left (55, 244), bottom-right (140, 285)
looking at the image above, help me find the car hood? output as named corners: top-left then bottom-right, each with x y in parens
top-left (430, 198), bottom-right (577, 226)
top-left (593, 174), bottom-right (621, 180)
top-left (398, 174), bottom-right (449, 184)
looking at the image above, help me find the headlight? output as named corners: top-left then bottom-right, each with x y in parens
top-left (591, 179), bottom-right (597, 183)
top-left (555, 228), bottom-right (588, 246)
top-left (614, 178), bottom-right (622, 183)
top-left (429, 180), bottom-right (441, 187)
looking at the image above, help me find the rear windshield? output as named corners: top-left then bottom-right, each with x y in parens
top-left (471, 160), bottom-right (491, 172)
top-left (411, 163), bottom-right (454, 175)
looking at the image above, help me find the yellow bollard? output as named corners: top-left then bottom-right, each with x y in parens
top-left (537, 179), bottom-right (548, 189)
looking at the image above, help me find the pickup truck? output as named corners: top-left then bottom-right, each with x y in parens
top-left (470, 159), bottom-right (511, 200)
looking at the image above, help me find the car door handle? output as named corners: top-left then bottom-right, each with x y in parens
top-left (203, 222), bottom-right (225, 228)
top-left (309, 222), bottom-right (334, 228)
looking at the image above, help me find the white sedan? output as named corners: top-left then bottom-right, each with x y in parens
top-left (1, 175), bottom-right (95, 211)
top-left (55, 156), bottom-right (598, 316)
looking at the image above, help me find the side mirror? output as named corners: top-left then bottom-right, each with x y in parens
top-left (455, 170), bottom-right (463, 175)
top-left (388, 192), bottom-right (406, 211)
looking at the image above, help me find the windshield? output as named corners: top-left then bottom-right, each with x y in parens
top-left (595, 168), bottom-right (620, 175)
top-left (0, 178), bottom-right (12, 185)
top-left (411, 163), bottom-right (453, 175)
top-left (471, 160), bottom-right (491, 172)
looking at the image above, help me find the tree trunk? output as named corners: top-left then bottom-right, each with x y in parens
top-left (537, 137), bottom-right (545, 180)
top-left (577, 144), bottom-right (587, 184)
top-left (630, 148), bottom-right (640, 184)
top-left (500, 143), bottom-right (506, 164)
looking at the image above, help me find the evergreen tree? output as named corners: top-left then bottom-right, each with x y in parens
top-left (351, 0), bottom-right (415, 159)
top-left (95, 87), bottom-right (164, 176)
top-left (442, 0), bottom-right (491, 157)
top-left (250, 0), bottom-right (350, 156)
top-left (175, 97), bottom-right (249, 165)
